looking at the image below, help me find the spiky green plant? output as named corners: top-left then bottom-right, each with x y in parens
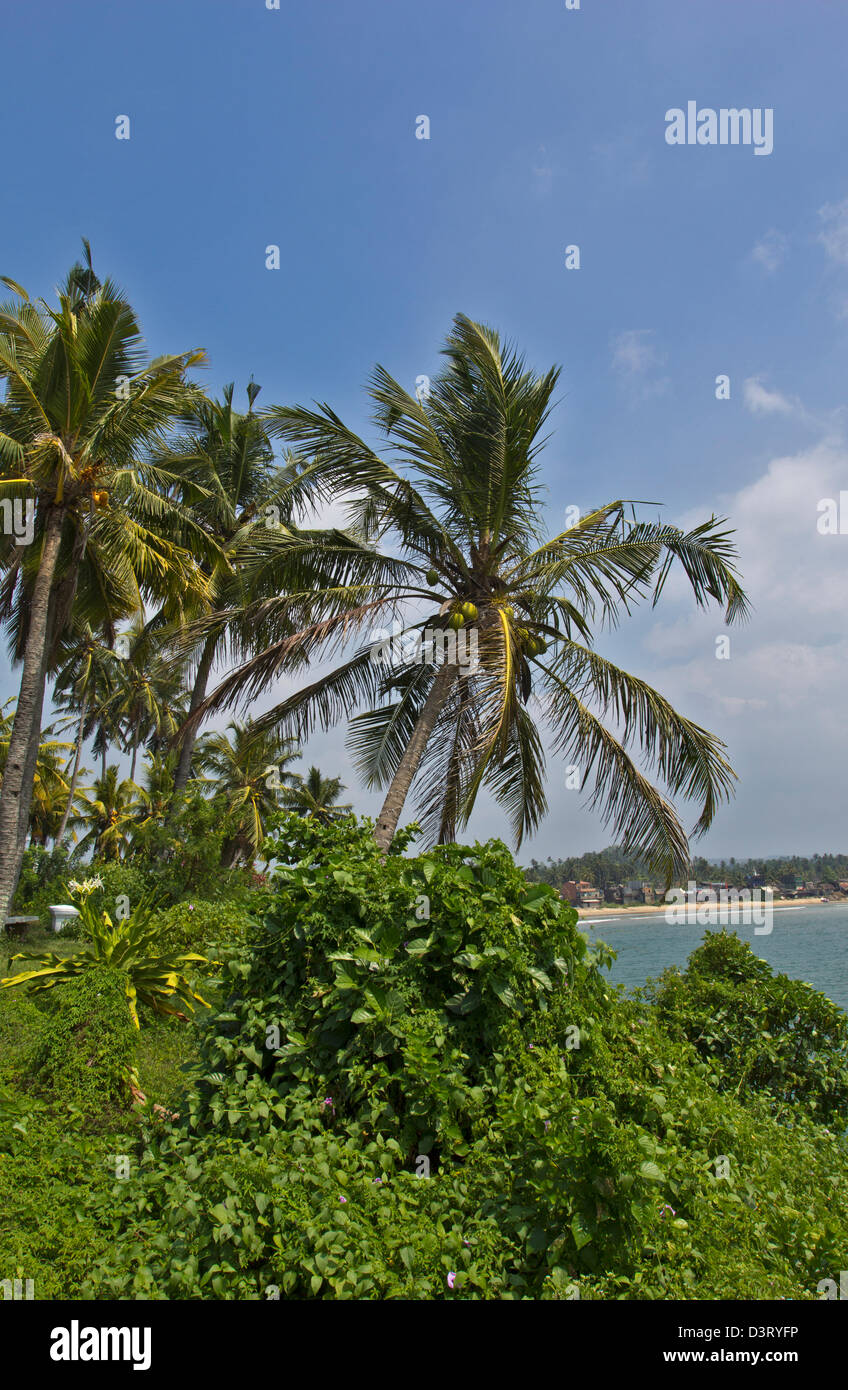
top-left (0, 889), bottom-right (209, 1027)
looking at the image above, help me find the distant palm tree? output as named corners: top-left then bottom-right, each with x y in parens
top-left (74, 765), bottom-right (141, 862)
top-left (188, 314), bottom-right (749, 880)
top-left (100, 620), bottom-right (186, 781)
top-left (0, 243), bottom-right (209, 921)
top-left (51, 626), bottom-right (122, 843)
top-left (195, 720), bottom-right (300, 867)
top-left (154, 383), bottom-right (299, 801)
top-left (281, 766), bottom-right (352, 824)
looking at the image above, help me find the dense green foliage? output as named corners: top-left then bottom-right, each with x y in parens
top-left (26, 965), bottom-right (138, 1112)
top-left (646, 932), bottom-right (848, 1126)
top-left (150, 898), bottom-right (261, 957)
top-left (11, 794), bottom-right (257, 926)
top-left (42, 816), bottom-right (847, 1301)
top-left (1, 893), bottom-right (211, 1028)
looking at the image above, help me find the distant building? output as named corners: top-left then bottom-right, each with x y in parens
top-left (559, 880), bottom-right (601, 908)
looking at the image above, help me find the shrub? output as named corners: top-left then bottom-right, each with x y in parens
top-left (85, 863), bottom-right (150, 917)
top-left (150, 899), bottom-right (260, 957)
top-left (646, 930), bottom-right (848, 1126)
top-left (27, 965), bottom-right (138, 1112)
top-left (10, 845), bottom-right (73, 924)
top-left (0, 1114), bottom-right (128, 1296)
top-left (79, 819), bottom-right (848, 1300)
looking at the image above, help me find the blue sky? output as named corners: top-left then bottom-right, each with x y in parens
top-left (4, 0), bottom-right (848, 861)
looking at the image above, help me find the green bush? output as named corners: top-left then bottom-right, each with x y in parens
top-left (11, 845), bottom-right (73, 924)
top-left (646, 930), bottom-right (848, 1126)
top-left (0, 1115), bottom-right (129, 1297)
top-left (83, 816), bottom-right (848, 1300)
top-left (150, 899), bottom-right (260, 957)
top-left (27, 965), bottom-right (138, 1113)
top-left (128, 792), bottom-right (258, 902)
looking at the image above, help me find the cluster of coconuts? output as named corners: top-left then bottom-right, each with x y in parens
top-left (425, 568), bottom-right (478, 628)
top-left (92, 489), bottom-right (109, 508)
top-left (448, 601), bottom-right (478, 629)
top-left (516, 626), bottom-right (547, 656)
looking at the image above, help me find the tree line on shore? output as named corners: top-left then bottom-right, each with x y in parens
top-left (526, 847), bottom-right (848, 893)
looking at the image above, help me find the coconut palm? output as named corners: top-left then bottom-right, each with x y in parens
top-left (281, 766), bottom-right (352, 824)
top-left (152, 383), bottom-right (300, 801)
top-left (0, 243), bottom-right (211, 921)
top-left (186, 314), bottom-right (749, 881)
top-left (131, 749), bottom-right (181, 834)
top-left (25, 737), bottom-right (77, 848)
top-left (98, 619), bottom-right (187, 781)
top-left (73, 765), bottom-right (142, 862)
top-left (51, 625), bottom-right (124, 843)
top-left (0, 703), bottom-right (81, 848)
top-left (195, 719), bottom-right (300, 867)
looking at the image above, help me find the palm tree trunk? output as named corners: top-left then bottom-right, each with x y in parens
top-left (172, 632), bottom-right (217, 802)
top-left (101, 743), bottom-right (106, 782)
top-left (16, 697), bottom-right (46, 861)
top-left (130, 737), bottom-right (138, 783)
top-left (374, 663), bottom-right (457, 852)
top-left (0, 506), bottom-right (65, 924)
top-left (56, 688), bottom-right (89, 846)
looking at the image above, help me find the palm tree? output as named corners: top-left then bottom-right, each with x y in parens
top-left (281, 766), bottom-right (352, 824)
top-left (26, 741), bottom-right (76, 848)
top-left (195, 719), bottom-right (300, 867)
top-left (186, 314), bottom-right (749, 880)
top-left (0, 244), bottom-right (210, 921)
top-left (0, 703), bottom-right (81, 848)
top-left (51, 625), bottom-right (122, 844)
top-left (132, 748), bottom-right (180, 831)
top-left (153, 383), bottom-right (298, 802)
top-left (73, 765), bottom-right (142, 862)
top-left (99, 619), bottom-right (187, 781)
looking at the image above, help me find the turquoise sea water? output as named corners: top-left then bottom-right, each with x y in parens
top-left (582, 901), bottom-right (848, 1014)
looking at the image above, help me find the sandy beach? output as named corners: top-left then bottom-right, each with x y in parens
top-left (575, 896), bottom-right (825, 922)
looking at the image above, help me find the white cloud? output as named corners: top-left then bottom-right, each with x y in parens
top-left (610, 330), bottom-right (669, 399)
top-left (751, 229), bottom-right (788, 273)
top-left (612, 329), bottom-right (660, 374)
top-left (818, 197), bottom-right (848, 265)
top-left (742, 377), bottom-right (796, 416)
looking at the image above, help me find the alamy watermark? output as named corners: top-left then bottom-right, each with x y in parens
top-left (665, 103), bottom-right (773, 157)
top-left (0, 497), bottom-right (34, 545)
top-left (665, 882), bottom-right (773, 935)
top-left (369, 621), bottom-right (479, 673)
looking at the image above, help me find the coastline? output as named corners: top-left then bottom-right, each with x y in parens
top-left (575, 896), bottom-right (829, 922)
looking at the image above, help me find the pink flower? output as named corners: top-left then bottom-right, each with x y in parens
top-left (339, 1195), bottom-right (347, 1203)
top-left (447, 1272), bottom-right (456, 1290)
